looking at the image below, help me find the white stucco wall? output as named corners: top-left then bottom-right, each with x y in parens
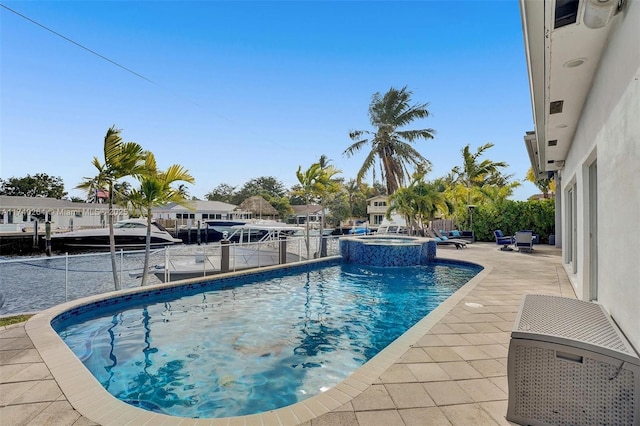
top-left (560, 1), bottom-right (640, 349)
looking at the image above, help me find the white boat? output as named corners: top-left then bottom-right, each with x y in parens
top-left (376, 215), bottom-right (409, 235)
top-left (228, 220), bottom-right (304, 242)
top-left (152, 221), bottom-right (305, 282)
top-left (52, 218), bottom-right (182, 250)
top-left (203, 219), bottom-right (248, 241)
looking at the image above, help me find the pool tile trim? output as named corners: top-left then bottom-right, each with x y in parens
top-left (25, 255), bottom-right (490, 426)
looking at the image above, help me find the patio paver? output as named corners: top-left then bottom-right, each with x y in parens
top-left (0, 243), bottom-right (573, 425)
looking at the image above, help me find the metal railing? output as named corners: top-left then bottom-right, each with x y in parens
top-left (0, 235), bottom-right (341, 316)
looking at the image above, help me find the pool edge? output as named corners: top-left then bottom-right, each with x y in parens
top-left (25, 255), bottom-right (492, 426)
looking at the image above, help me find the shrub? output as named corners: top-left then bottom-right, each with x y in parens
top-left (470, 199), bottom-right (555, 243)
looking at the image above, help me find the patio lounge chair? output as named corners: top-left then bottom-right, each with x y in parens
top-left (494, 230), bottom-right (514, 251)
top-left (427, 228), bottom-right (466, 249)
top-left (515, 230), bottom-right (534, 252)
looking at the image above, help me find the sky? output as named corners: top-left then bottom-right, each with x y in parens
top-left (0, 1), bottom-right (539, 202)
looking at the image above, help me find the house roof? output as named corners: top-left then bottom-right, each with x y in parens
top-left (155, 200), bottom-right (238, 212)
top-left (0, 195), bottom-right (110, 211)
top-left (290, 204), bottom-right (323, 215)
top-left (237, 196), bottom-right (278, 216)
top-left (520, 0), bottom-right (626, 178)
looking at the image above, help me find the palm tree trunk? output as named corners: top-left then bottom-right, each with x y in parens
top-left (108, 187), bottom-right (120, 290)
top-left (141, 212), bottom-right (152, 287)
top-left (305, 197), bottom-right (310, 258)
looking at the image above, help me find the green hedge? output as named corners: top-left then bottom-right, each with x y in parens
top-left (467, 199), bottom-right (555, 243)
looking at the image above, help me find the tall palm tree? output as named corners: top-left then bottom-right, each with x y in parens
top-left (76, 126), bottom-right (146, 290)
top-left (344, 86), bottom-right (435, 195)
top-left (128, 152), bottom-right (195, 286)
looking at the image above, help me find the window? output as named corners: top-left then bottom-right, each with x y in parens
top-left (374, 214), bottom-right (384, 225)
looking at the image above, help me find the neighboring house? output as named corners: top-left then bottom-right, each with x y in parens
top-left (289, 204), bottom-right (324, 225)
top-left (366, 195), bottom-right (388, 226)
top-left (152, 200), bottom-right (251, 227)
top-left (0, 195), bottom-right (124, 231)
top-left (520, 0), bottom-right (639, 349)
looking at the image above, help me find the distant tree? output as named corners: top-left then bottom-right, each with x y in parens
top-left (344, 179), bottom-right (366, 219)
top-left (288, 184), bottom-right (307, 205)
top-left (324, 191), bottom-right (350, 227)
top-left (0, 174), bottom-right (67, 198)
top-left (128, 152), bottom-right (195, 286)
top-left (177, 183), bottom-right (190, 199)
top-left (68, 196), bottom-right (85, 203)
top-left (205, 183), bottom-right (237, 203)
top-left (76, 126), bottom-right (146, 291)
top-left (262, 193), bottom-right (294, 219)
top-left (344, 86), bottom-right (435, 195)
top-left (112, 181), bottom-right (132, 206)
top-left (235, 176), bottom-right (287, 203)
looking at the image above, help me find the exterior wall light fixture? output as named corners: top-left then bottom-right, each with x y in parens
top-left (583, 0), bottom-right (623, 29)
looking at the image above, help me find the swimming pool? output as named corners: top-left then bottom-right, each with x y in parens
top-left (52, 259), bottom-right (481, 419)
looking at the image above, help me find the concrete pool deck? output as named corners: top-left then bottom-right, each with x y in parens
top-left (0, 242), bottom-right (575, 425)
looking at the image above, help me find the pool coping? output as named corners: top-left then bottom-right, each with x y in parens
top-left (24, 255), bottom-right (492, 426)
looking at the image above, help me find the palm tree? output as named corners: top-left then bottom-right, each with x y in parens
top-left (295, 163), bottom-right (324, 257)
top-left (526, 167), bottom-right (555, 198)
top-left (128, 152), bottom-right (195, 286)
top-left (294, 162), bottom-right (341, 257)
top-left (451, 143), bottom-right (508, 206)
top-left (447, 143), bottom-right (513, 229)
top-left (315, 161), bottom-right (342, 255)
top-left (387, 168), bottom-right (451, 235)
top-left (76, 126), bottom-right (146, 290)
top-left (344, 86), bottom-right (435, 195)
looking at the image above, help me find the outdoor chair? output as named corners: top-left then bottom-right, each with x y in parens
top-left (515, 230), bottom-right (534, 252)
top-left (494, 230), bottom-right (515, 251)
top-left (426, 228), bottom-right (466, 249)
top-left (433, 229), bottom-right (468, 248)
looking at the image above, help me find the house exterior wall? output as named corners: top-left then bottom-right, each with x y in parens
top-left (559, 1), bottom-right (639, 349)
top-left (0, 196), bottom-right (123, 230)
top-left (366, 196), bottom-right (388, 225)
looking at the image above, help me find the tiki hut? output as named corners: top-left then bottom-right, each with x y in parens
top-left (237, 196), bottom-right (279, 220)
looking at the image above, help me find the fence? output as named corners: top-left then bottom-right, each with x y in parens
top-left (0, 235), bottom-right (340, 316)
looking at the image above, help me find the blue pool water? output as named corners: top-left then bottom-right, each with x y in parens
top-left (53, 259), bottom-right (481, 419)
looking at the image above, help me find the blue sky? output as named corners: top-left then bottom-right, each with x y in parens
top-left (1, 1), bottom-right (538, 201)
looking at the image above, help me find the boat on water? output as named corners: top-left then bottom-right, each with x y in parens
top-left (52, 218), bottom-right (182, 251)
top-left (152, 221), bottom-right (305, 282)
top-left (376, 215), bottom-right (409, 235)
top-left (203, 219), bottom-right (248, 241)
